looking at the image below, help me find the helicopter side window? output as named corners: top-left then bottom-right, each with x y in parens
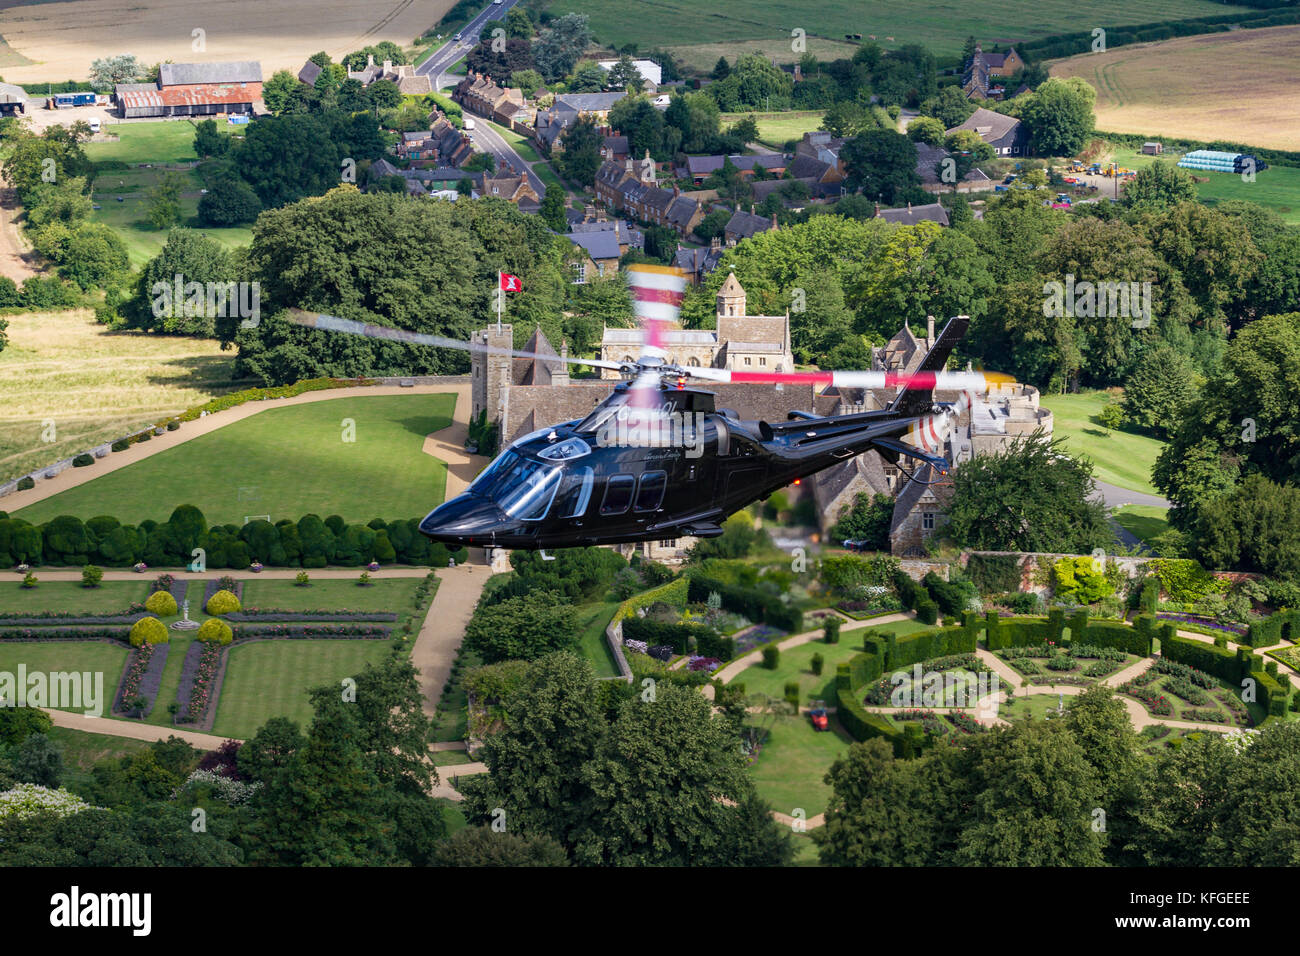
top-left (634, 471), bottom-right (667, 512)
top-left (600, 474), bottom-right (635, 515)
top-left (556, 466), bottom-right (595, 518)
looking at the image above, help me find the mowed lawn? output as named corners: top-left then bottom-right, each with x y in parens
top-left (85, 120), bottom-right (203, 165)
top-left (15, 393), bottom-right (456, 527)
top-left (0, 309), bottom-right (241, 487)
top-left (0, 580), bottom-right (150, 615)
top-left (210, 639), bottom-right (395, 739)
top-left (734, 617), bottom-right (933, 705)
top-left (0, 641), bottom-right (130, 714)
top-left (562, 0), bottom-right (1232, 59)
top-left (747, 713), bottom-right (855, 819)
top-left (1039, 391), bottom-right (1165, 495)
top-left (722, 111), bottom-right (825, 148)
top-left (1111, 504), bottom-right (1171, 547)
top-left (575, 601), bottom-right (620, 679)
top-left (242, 578), bottom-right (427, 626)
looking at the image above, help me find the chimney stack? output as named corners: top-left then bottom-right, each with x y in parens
top-left (383, 59), bottom-right (393, 75)
top-left (927, 314), bottom-right (935, 344)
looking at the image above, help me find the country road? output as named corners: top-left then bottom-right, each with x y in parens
top-left (415, 0), bottom-right (522, 90)
top-left (467, 120), bottom-right (547, 198)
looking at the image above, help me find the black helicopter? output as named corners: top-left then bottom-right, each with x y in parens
top-left (286, 265), bottom-right (1009, 551)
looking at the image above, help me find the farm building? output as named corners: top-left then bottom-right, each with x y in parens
top-left (0, 83), bottom-right (27, 115)
top-left (1141, 142), bottom-right (1163, 155)
top-left (1177, 149), bottom-right (1267, 174)
top-left (116, 61), bottom-right (263, 118)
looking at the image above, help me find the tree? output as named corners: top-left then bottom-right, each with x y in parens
top-left (192, 118), bottom-right (229, 159)
top-left (1017, 76), bottom-right (1095, 157)
top-left (706, 53), bottom-right (792, 112)
top-left (946, 433), bottom-right (1112, 553)
top-left (144, 170), bottom-right (185, 230)
top-left (468, 37), bottom-right (534, 80)
top-left (552, 117), bottom-right (602, 185)
top-left (197, 176), bottom-right (262, 227)
top-left (820, 99), bottom-right (870, 138)
top-left (692, 207), bottom-right (730, 244)
top-left (830, 492), bottom-right (893, 548)
top-left (1120, 344), bottom-right (1198, 438)
top-left (89, 54), bottom-right (140, 90)
top-left (505, 6), bottom-right (534, 39)
top-left (234, 113), bottom-right (341, 208)
top-left (607, 95), bottom-right (665, 161)
top-left (711, 56), bottom-right (730, 80)
top-left (127, 228), bottom-right (233, 335)
top-left (605, 54), bottom-right (644, 94)
top-left (1123, 160), bottom-right (1197, 210)
top-left (56, 222), bottom-right (128, 290)
top-left (531, 12), bottom-right (591, 81)
top-left (11, 733), bottom-right (63, 787)
top-left (906, 115), bottom-right (945, 146)
top-left (261, 70), bottom-right (300, 114)
top-left (509, 68), bottom-right (545, 99)
top-left (1143, 202), bottom-right (1261, 332)
top-left (841, 129), bottom-right (922, 204)
top-left (538, 184), bottom-right (566, 231)
top-left (918, 85), bottom-right (976, 129)
top-left (364, 79), bottom-right (402, 110)
top-left (462, 152), bottom-right (495, 173)
top-left (2, 125), bottom-right (94, 203)
top-left (566, 60), bottom-right (608, 93)
top-left (464, 591), bottom-right (578, 662)
top-left (433, 826), bottom-right (569, 865)
top-left (1193, 474), bottom-right (1300, 579)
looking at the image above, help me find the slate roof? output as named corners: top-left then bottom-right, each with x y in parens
top-left (724, 209), bottom-right (774, 240)
top-left (568, 230), bottom-right (622, 260)
top-left (159, 61), bottom-right (262, 86)
top-left (555, 91), bottom-right (627, 113)
top-left (877, 202), bottom-right (950, 227)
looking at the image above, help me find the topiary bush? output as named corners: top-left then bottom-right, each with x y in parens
top-left (823, 616), bottom-right (841, 643)
top-left (111, 439), bottom-right (129, 452)
top-left (762, 644), bottom-right (780, 670)
top-left (205, 589), bottom-right (241, 615)
top-left (129, 616), bottom-right (169, 646)
top-left (16, 477), bottom-right (34, 491)
top-left (784, 681), bottom-right (800, 708)
top-left (295, 571), bottom-right (310, 586)
top-left (72, 453), bottom-right (94, 467)
top-left (144, 589), bottom-right (177, 616)
top-left (80, 564), bottom-right (103, 588)
top-left (811, 652), bottom-right (824, 675)
top-left (196, 618), bottom-right (233, 645)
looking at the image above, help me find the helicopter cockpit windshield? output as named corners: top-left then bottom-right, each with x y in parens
top-left (468, 451), bottom-right (563, 520)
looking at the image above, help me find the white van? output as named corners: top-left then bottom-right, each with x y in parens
top-left (462, 117), bottom-right (475, 131)
top-left (88, 117), bottom-right (101, 133)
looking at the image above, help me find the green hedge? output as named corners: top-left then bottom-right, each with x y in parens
top-left (835, 662), bottom-right (909, 757)
top-left (613, 576), bottom-right (688, 624)
top-left (686, 572), bottom-right (803, 633)
top-left (965, 554), bottom-right (1021, 595)
top-left (1247, 609), bottom-right (1300, 647)
top-left (1078, 614), bottom-right (1157, 656)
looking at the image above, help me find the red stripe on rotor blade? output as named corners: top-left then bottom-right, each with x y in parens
top-left (728, 371), bottom-right (834, 385)
top-left (885, 372), bottom-right (941, 388)
top-left (631, 287), bottom-right (685, 306)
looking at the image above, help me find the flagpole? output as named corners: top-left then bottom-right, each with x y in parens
top-left (497, 271), bottom-right (503, 333)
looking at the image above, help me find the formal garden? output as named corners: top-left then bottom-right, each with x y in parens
top-left (0, 568), bottom-right (438, 738)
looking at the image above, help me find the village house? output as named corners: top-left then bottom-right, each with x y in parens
top-left (961, 44), bottom-right (1023, 100)
top-left (947, 107), bottom-right (1028, 157)
top-left (723, 209), bottom-right (777, 246)
top-left (347, 55), bottom-right (431, 95)
top-left (596, 58), bottom-right (663, 89)
top-left (914, 141), bottom-right (992, 192)
top-left (674, 239), bottom-right (725, 286)
top-left (875, 201), bottom-right (950, 227)
top-left (454, 71), bottom-right (527, 126)
top-left (681, 153), bottom-right (788, 186)
top-left (594, 156), bottom-right (704, 238)
top-left (788, 153), bottom-right (845, 198)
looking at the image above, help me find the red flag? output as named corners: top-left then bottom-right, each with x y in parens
top-left (499, 272), bottom-right (522, 293)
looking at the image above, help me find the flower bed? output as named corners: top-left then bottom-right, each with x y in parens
top-left (0, 625), bottom-right (132, 641)
top-left (893, 708), bottom-right (949, 736)
top-left (732, 624), bottom-right (783, 655)
top-left (687, 655), bottom-right (722, 673)
top-left (0, 613), bottom-right (147, 626)
top-left (231, 623), bottom-right (391, 640)
top-left (947, 711), bottom-right (984, 734)
top-left (204, 577), bottom-right (244, 606)
top-left (225, 609), bottom-right (398, 623)
top-left (1181, 708), bottom-right (1231, 724)
top-left (1153, 658), bottom-right (1217, 688)
top-left (1157, 613), bottom-right (1247, 637)
top-left (175, 640), bottom-right (223, 725)
top-left (1162, 675), bottom-right (1211, 705)
top-left (114, 640), bottom-right (169, 717)
top-left (1121, 682), bottom-right (1172, 715)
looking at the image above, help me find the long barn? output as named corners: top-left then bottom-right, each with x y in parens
top-left (116, 61), bottom-right (262, 119)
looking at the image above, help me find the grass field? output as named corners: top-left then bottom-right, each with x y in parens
top-left (1094, 144), bottom-right (1300, 226)
top-left (575, 601), bottom-right (620, 679)
top-left (85, 121), bottom-right (202, 166)
top-left (210, 638), bottom-right (395, 739)
top-left (241, 578), bottom-right (425, 627)
top-left (562, 0), bottom-right (1232, 61)
top-left (1039, 390), bottom-right (1165, 495)
top-left (747, 713), bottom-right (854, 819)
top-left (0, 309), bottom-right (242, 486)
top-left (1052, 26), bottom-right (1300, 154)
top-left (0, 580), bottom-right (149, 614)
top-left (15, 393), bottom-right (455, 526)
top-left (1111, 504), bottom-right (1171, 547)
top-left (0, 640), bottom-right (129, 714)
top-left (47, 725), bottom-right (150, 780)
top-left (84, 123), bottom-right (255, 265)
top-left (722, 110), bottom-right (825, 148)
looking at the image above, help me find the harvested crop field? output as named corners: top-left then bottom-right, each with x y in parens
top-left (1050, 25), bottom-right (1300, 152)
top-left (0, 0), bottom-right (455, 84)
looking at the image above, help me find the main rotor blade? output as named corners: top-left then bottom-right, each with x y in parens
top-left (282, 309), bottom-right (626, 373)
top-left (683, 368), bottom-right (1015, 390)
top-left (626, 264), bottom-right (687, 408)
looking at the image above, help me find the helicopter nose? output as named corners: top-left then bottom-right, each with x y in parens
top-left (419, 494), bottom-right (508, 543)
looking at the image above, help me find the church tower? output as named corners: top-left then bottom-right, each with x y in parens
top-left (470, 324), bottom-right (514, 425)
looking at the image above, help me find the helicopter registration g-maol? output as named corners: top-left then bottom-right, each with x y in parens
top-left (284, 265), bottom-right (1011, 553)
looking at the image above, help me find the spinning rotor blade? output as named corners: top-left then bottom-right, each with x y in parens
top-left (625, 264), bottom-right (687, 408)
top-left (683, 367), bottom-right (1014, 390)
top-left (282, 309), bottom-right (626, 373)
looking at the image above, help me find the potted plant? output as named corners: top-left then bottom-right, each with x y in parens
top-left (14, 563), bottom-right (29, 574)
top-left (366, 560), bottom-right (380, 572)
top-left (132, 561), bottom-right (148, 573)
top-left (250, 560), bottom-right (264, 573)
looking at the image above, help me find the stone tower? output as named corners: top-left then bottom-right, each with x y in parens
top-left (470, 323), bottom-right (514, 424)
top-left (716, 268), bottom-right (746, 319)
